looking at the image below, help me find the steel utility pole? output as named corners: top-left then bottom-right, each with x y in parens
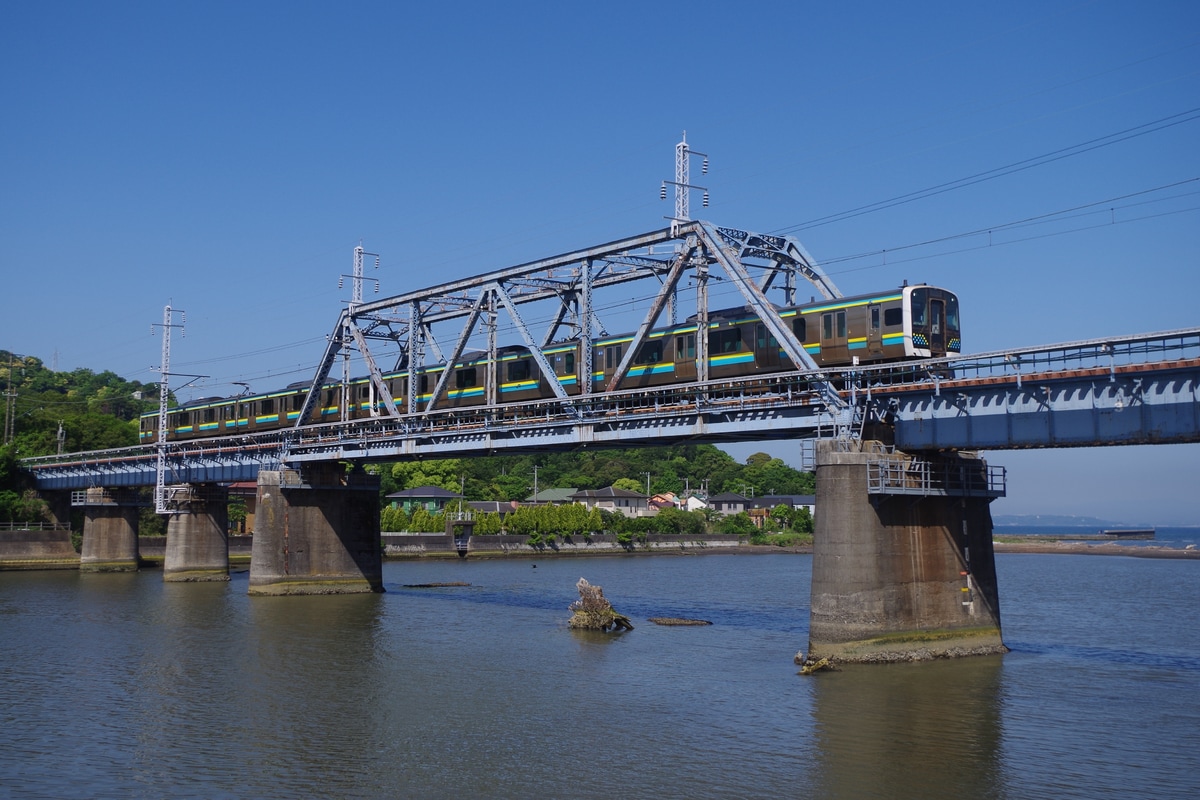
top-left (660, 131), bottom-right (709, 236)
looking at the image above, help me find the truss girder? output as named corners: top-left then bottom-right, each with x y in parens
top-left (292, 221), bottom-right (849, 429)
top-left (24, 328), bottom-right (1200, 488)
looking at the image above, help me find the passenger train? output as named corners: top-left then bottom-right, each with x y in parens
top-left (140, 284), bottom-right (960, 442)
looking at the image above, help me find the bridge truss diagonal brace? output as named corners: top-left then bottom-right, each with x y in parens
top-left (697, 222), bottom-right (846, 410)
top-left (713, 227), bottom-right (841, 303)
top-left (491, 282), bottom-right (572, 402)
top-left (606, 242), bottom-right (696, 393)
top-left (424, 293), bottom-right (487, 414)
top-left (294, 310), bottom-right (349, 429)
top-left (345, 321), bottom-right (402, 419)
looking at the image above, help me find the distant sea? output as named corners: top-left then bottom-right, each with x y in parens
top-left (994, 524), bottom-right (1199, 548)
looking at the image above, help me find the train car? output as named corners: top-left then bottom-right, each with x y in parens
top-left (784, 283), bottom-right (960, 367)
top-left (140, 283), bottom-right (959, 442)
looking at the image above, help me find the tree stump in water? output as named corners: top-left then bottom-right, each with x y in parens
top-left (568, 577), bottom-right (633, 631)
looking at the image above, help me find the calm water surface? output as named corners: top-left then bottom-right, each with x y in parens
top-left (1, 553), bottom-right (1197, 799)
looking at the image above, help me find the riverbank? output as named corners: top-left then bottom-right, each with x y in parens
top-left (992, 539), bottom-right (1199, 559)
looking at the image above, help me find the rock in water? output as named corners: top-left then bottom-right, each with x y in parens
top-left (567, 577), bottom-right (633, 631)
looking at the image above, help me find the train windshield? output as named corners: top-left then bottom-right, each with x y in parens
top-left (910, 290), bottom-right (927, 326)
top-left (946, 295), bottom-right (960, 331)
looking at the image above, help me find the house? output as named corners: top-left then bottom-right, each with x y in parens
top-left (751, 494), bottom-right (816, 516)
top-left (569, 486), bottom-right (650, 518)
top-left (468, 500), bottom-right (519, 516)
top-left (708, 492), bottom-right (751, 516)
top-left (524, 488), bottom-right (579, 505)
top-left (681, 494), bottom-right (708, 513)
top-left (386, 486), bottom-right (464, 513)
top-left (649, 492), bottom-right (680, 511)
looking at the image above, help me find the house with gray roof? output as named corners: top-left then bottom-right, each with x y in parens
top-left (386, 486), bottom-right (464, 514)
top-left (569, 486), bottom-right (650, 518)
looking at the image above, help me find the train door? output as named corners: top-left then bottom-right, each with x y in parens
top-left (866, 304), bottom-right (883, 356)
top-left (929, 298), bottom-right (945, 353)
top-left (821, 310), bottom-right (847, 364)
top-left (754, 323), bottom-right (781, 369)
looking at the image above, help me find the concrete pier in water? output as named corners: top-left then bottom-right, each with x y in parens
top-left (808, 440), bottom-right (1006, 662)
top-left (80, 487), bottom-right (140, 572)
top-left (249, 465), bottom-right (383, 596)
top-left (163, 484), bottom-right (230, 582)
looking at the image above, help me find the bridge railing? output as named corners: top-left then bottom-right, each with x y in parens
top-left (21, 327), bottom-right (1200, 476)
top-left (867, 457), bottom-right (1007, 498)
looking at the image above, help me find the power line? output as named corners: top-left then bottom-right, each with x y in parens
top-left (772, 108), bottom-right (1200, 236)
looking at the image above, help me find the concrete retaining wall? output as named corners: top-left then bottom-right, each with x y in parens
top-left (383, 532), bottom-right (742, 556)
top-left (0, 528), bottom-right (79, 570)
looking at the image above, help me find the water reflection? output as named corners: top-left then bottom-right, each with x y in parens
top-left (811, 656), bottom-right (1007, 799)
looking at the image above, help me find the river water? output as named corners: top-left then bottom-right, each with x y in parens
top-left (2, 552), bottom-right (1197, 799)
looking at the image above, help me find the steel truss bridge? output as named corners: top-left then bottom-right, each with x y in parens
top-left (20, 221), bottom-right (1200, 491)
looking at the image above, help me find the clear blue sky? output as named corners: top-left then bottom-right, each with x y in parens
top-left (2, 1), bottom-right (1197, 524)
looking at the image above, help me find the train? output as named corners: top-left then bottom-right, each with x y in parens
top-left (139, 283), bottom-right (960, 442)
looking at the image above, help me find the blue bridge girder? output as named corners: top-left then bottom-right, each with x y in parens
top-left (20, 327), bottom-right (1200, 491)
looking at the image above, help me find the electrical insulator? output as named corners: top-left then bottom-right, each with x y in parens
top-left (702, 191), bottom-right (709, 208)
top-left (660, 183), bottom-right (667, 200)
top-left (702, 157), bottom-right (709, 174)
top-left (338, 277), bottom-right (344, 288)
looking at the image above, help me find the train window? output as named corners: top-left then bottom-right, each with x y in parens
top-left (911, 293), bottom-right (927, 326)
top-left (635, 340), bottom-right (662, 364)
top-left (203, 408), bottom-right (215, 423)
top-left (793, 318), bottom-right (807, 342)
top-left (359, 385), bottom-right (370, 399)
top-left (709, 328), bottom-right (742, 354)
top-left (676, 334), bottom-right (695, 359)
top-left (508, 360), bottom-right (530, 382)
top-left (456, 368), bottom-right (477, 389)
top-left (261, 399), bottom-right (274, 415)
top-left (946, 296), bottom-right (960, 329)
top-left (822, 314), bottom-right (832, 340)
top-left (884, 308), bottom-right (903, 327)
top-left (837, 311), bottom-right (846, 339)
top-left (564, 352), bottom-right (575, 374)
top-left (755, 324), bottom-right (778, 349)
top-left (419, 375), bottom-right (429, 394)
top-left (291, 394), bottom-right (304, 411)
top-left (605, 345), bottom-right (622, 370)
top-left (870, 306), bottom-right (880, 330)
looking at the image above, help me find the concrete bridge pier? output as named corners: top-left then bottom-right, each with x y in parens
top-left (807, 440), bottom-right (1006, 663)
top-left (248, 464), bottom-right (383, 596)
top-left (80, 487), bottom-right (141, 572)
top-left (163, 484), bottom-right (230, 582)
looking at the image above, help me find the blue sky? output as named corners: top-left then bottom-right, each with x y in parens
top-left (2, 1), bottom-right (1197, 524)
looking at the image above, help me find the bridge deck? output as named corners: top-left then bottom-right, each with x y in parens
top-left (21, 327), bottom-right (1200, 490)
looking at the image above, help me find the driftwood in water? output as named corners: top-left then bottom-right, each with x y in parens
top-left (568, 577), bottom-right (633, 631)
top-left (402, 582), bottom-right (471, 588)
top-left (648, 617), bottom-right (712, 626)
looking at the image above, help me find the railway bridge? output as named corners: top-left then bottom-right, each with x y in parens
top-left (13, 219), bottom-right (1200, 663)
